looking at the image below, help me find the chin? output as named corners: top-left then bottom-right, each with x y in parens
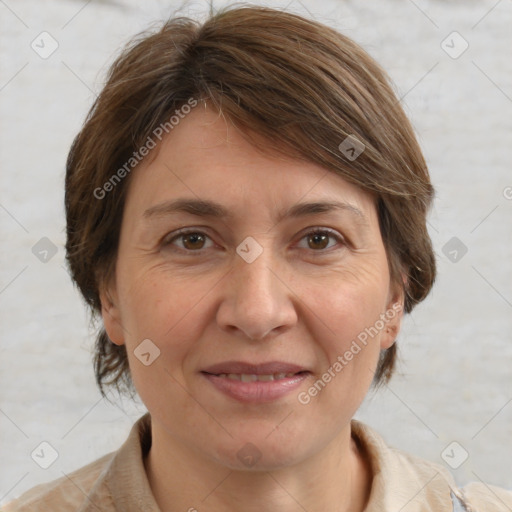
top-left (209, 433), bottom-right (311, 472)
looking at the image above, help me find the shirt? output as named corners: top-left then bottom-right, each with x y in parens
top-left (3, 413), bottom-right (512, 511)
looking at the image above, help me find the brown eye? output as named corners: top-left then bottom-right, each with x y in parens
top-left (165, 230), bottom-right (214, 252)
top-left (307, 232), bottom-right (330, 250)
top-left (181, 233), bottom-right (206, 250)
top-left (296, 228), bottom-right (344, 252)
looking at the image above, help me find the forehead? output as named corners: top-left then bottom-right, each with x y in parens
top-left (125, 105), bottom-right (376, 221)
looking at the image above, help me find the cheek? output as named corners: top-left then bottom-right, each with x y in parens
top-left (118, 271), bottom-right (210, 418)
top-left (299, 264), bottom-right (390, 397)
top-left (306, 262), bottom-right (390, 338)
top-left (297, 277), bottom-right (387, 418)
top-left (118, 268), bottom-right (216, 362)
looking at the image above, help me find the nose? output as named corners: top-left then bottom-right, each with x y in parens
top-left (216, 246), bottom-right (298, 341)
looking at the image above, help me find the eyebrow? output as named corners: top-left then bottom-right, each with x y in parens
top-left (143, 198), bottom-right (367, 224)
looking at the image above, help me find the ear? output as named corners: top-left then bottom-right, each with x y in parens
top-left (380, 284), bottom-right (405, 350)
top-left (99, 283), bottom-right (125, 346)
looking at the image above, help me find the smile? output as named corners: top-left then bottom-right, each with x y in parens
top-left (215, 372), bottom-right (300, 382)
top-left (201, 370), bottom-right (310, 403)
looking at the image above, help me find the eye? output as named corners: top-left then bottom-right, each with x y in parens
top-left (163, 227), bottom-right (346, 254)
top-left (296, 228), bottom-right (345, 252)
top-left (163, 229), bottom-right (214, 252)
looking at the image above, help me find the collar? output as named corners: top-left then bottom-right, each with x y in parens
top-left (79, 414), bottom-right (466, 512)
top-left (78, 413), bottom-right (159, 512)
top-left (350, 419), bottom-right (467, 511)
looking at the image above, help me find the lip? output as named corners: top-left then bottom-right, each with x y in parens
top-left (201, 360), bottom-right (308, 375)
top-left (201, 361), bottom-right (310, 403)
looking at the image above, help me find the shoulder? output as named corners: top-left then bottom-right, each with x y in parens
top-left (2, 414), bottom-right (153, 512)
top-left (460, 481), bottom-right (512, 511)
top-left (351, 419), bottom-right (512, 511)
top-left (2, 452), bottom-right (115, 512)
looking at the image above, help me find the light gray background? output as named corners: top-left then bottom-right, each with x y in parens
top-left (1, 0), bottom-right (511, 505)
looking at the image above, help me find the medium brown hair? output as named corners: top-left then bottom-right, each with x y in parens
top-left (65, 5), bottom-right (436, 397)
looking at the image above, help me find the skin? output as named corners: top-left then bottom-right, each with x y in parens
top-left (101, 104), bottom-right (404, 512)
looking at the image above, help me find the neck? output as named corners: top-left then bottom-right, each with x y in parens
top-left (144, 419), bottom-right (372, 512)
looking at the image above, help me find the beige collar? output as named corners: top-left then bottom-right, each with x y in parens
top-left (79, 414), bottom-right (466, 512)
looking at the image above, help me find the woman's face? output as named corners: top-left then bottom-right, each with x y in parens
top-left (102, 105), bottom-right (403, 470)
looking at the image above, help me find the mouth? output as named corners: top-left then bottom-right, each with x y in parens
top-left (208, 371), bottom-right (308, 382)
top-left (201, 361), bottom-right (311, 403)
top-left (201, 360), bottom-right (309, 375)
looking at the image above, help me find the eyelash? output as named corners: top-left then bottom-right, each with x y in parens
top-left (163, 227), bottom-right (346, 255)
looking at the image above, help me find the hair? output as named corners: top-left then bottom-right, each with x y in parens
top-left (65, 5), bottom-right (436, 397)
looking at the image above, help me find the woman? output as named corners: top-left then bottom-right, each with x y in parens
top-left (5, 5), bottom-right (511, 511)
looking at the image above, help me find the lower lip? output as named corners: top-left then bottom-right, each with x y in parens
top-left (202, 372), bottom-right (310, 403)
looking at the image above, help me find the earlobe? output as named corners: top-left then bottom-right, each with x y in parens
top-left (381, 314), bottom-right (401, 350)
top-left (99, 289), bottom-right (125, 346)
top-left (380, 286), bottom-right (405, 350)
